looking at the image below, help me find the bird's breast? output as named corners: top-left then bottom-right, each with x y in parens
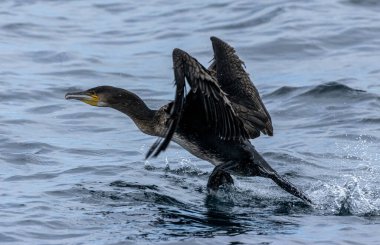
top-left (172, 133), bottom-right (224, 166)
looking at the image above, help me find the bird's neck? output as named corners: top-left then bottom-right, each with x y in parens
top-left (112, 99), bottom-right (158, 136)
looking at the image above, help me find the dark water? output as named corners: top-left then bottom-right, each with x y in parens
top-left (0, 0), bottom-right (380, 244)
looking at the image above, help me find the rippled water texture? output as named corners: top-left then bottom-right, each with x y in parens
top-left (0, 0), bottom-right (380, 244)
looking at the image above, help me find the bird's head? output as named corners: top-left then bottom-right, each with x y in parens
top-left (65, 85), bottom-right (155, 136)
top-left (65, 86), bottom-right (138, 108)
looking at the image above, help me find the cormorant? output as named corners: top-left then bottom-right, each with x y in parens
top-left (65, 36), bottom-right (312, 204)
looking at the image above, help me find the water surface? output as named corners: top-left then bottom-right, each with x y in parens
top-left (0, 0), bottom-right (379, 244)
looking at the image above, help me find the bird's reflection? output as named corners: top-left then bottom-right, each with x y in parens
top-left (203, 194), bottom-right (249, 235)
top-left (152, 187), bottom-right (303, 238)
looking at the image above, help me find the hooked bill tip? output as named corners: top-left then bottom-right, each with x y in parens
top-left (64, 92), bottom-right (91, 100)
top-left (65, 92), bottom-right (77, 100)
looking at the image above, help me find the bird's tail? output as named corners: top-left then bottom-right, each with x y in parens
top-left (259, 165), bottom-right (312, 204)
top-left (252, 149), bottom-right (312, 204)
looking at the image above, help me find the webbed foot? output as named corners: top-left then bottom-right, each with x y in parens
top-left (207, 169), bottom-right (234, 192)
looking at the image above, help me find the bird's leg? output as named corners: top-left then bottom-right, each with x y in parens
top-left (207, 161), bottom-right (237, 192)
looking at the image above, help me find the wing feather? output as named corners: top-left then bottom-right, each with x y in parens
top-left (146, 48), bottom-right (249, 159)
top-left (210, 36), bottom-right (273, 138)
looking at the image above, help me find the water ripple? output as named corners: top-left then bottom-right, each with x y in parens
top-left (0, 0), bottom-right (379, 244)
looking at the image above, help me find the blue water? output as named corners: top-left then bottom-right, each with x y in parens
top-left (0, 0), bottom-right (380, 244)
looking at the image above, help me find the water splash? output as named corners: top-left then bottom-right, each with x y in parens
top-left (310, 135), bottom-right (380, 216)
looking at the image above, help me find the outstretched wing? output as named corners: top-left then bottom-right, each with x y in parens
top-left (146, 48), bottom-right (250, 159)
top-left (210, 36), bottom-right (273, 137)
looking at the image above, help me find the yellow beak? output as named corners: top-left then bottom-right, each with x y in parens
top-left (65, 91), bottom-right (100, 106)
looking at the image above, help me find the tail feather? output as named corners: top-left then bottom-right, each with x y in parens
top-left (259, 166), bottom-right (312, 204)
top-left (252, 148), bottom-right (312, 204)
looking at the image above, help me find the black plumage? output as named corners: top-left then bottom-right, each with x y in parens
top-left (65, 37), bottom-right (311, 204)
